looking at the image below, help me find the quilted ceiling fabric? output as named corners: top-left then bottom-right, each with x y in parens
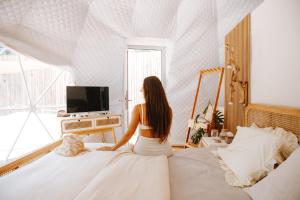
top-left (0, 0), bottom-right (262, 144)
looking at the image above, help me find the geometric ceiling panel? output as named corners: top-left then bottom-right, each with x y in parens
top-left (0, 0), bottom-right (263, 146)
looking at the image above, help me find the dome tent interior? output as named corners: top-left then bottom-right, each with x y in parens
top-left (0, 0), bottom-right (263, 163)
top-left (1, 0), bottom-right (300, 199)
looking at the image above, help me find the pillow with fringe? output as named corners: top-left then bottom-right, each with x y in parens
top-left (250, 123), bottom-right (299, 163)
top-left (217, 126), bottom-right (280, 187)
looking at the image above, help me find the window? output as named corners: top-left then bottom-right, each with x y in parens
top-left (0, 45), bottom-right (74, 165)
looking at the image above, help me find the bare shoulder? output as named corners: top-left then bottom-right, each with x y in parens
top-left (133, 104), bottom-right (141, 113)
top-left (137, 103), bottom-right (146, 110)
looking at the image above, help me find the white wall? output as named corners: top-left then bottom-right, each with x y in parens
top-left (251, 0), bottom-right (300, 107)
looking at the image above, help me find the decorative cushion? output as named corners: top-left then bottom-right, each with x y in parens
top-left (55, 134), bottom-right (85, 157)
top-left (250, 123), bottom-right (299, 163)
top-left (273, 127), bottom-right (299, 160)
top-left (217, 126), bottom-right (280, 186)
top-left (245, 147), bottom-right (300, 200)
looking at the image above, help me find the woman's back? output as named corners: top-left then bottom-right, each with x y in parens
top-left (97, 76), bottom-right (173, 156)
top-left (138, 104), bottom-right (157, 138)
top-left (134, 104), bottom-right (173, 157)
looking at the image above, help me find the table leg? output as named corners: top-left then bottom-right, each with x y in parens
top-left (112, 128), bottom-right (117, 144)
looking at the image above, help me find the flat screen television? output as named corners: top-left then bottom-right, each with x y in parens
top-left (66, 86), bottom-right (109, 113)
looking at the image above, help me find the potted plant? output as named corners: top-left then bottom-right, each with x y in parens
top-left (191, 127), bottom-right (205, 145)
top-left (190, 115), bottom-right (206, 145)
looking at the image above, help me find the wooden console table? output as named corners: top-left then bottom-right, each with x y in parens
top-left (61, 115), bottom-right (122, 144)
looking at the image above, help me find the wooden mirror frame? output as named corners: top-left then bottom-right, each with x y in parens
top-left (185, 67), bottom-right (224, 145)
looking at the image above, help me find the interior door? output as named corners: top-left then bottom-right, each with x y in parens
top-left (124, 46), bottom-right (165, 143)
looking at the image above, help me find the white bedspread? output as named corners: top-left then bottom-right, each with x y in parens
top-left (0, 143), bottom-right (170, 200)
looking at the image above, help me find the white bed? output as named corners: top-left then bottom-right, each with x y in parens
top-left (0, 143), bottom-right (250, 200)
top-left (0, 143), bottom-right (170, 200)
top-left (1, 104), bottom-right (299, 200)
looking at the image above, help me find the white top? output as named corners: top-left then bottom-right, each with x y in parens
top-left (139, 104), bottom-right (152, 130)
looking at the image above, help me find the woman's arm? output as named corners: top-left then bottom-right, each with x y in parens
top-left (97, 105), bottom-right (140, 151)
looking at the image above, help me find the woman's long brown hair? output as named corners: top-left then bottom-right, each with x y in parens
top-left (143, 76), bottom-right (172, 142)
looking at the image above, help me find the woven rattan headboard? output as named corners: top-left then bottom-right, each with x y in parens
top-left (245, 104), bottom-right (300, 143)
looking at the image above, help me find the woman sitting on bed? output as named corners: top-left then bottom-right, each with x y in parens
top-left (97, 76), bottom-right (173, 156)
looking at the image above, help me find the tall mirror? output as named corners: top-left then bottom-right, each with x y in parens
top-left (185, 67), bottom-right (225, 146)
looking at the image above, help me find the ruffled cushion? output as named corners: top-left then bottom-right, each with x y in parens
top-left (251, 123), bottom-right (299, 162)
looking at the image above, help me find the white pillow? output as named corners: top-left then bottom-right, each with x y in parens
top-left (273, 127), bottom-right (299, 160)
top-left (250, 123), bottom-right (299, 162)
top-left (245, 147), bottom-right (300, 200)
top-left (250, 123), bottom-right (273, 132)
top-left (217, 126), bottom-right (280, 186)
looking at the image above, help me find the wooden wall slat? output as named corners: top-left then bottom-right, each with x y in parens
top-left (224, 15), bottom-right (250, 133)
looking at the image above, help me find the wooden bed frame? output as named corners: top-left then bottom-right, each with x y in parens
top-left (0, 140), bottom-right (62, 176)
top-left (1, 103), bottom-right (300, 176)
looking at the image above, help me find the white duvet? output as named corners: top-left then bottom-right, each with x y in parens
top-left (0, 143), bottom-right (170, 200)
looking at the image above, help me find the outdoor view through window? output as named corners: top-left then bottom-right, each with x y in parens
top-left (0, 45), bottom-right (74, 165)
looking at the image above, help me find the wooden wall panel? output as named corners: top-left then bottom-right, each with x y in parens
top-left (224, 15), bottom-right (250, 133)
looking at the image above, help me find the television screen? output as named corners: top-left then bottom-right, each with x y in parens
top-left (66, 86), bottom-right (109, 113)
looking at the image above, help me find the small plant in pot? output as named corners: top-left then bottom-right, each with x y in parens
top-left (190, 113), bottom-right (208, 145)
top-left (191, 127), bottom-right (205, 145)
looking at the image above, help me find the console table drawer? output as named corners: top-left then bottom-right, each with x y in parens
top-left (61, 115), bottom-right (121, 136)
top-left (95, 116), bottom-right (121, 128)
top-left (62, 119), bottom-right (93, 133)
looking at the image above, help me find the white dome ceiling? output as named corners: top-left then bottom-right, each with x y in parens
top-left (0, 0), bottom-right (262, 144)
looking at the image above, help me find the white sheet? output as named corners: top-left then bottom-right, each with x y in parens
top-left (0, 143), bottom-right (170, 200)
